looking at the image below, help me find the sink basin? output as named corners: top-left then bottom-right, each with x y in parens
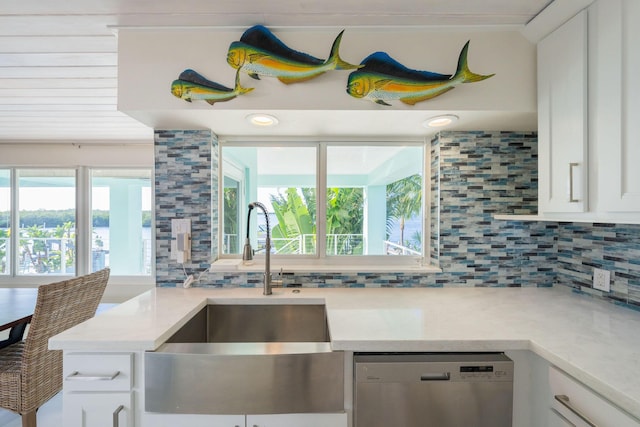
top-left (165, 303), bottom-right (329, 343)
top-left (145, 303), bottom-right (344, 415)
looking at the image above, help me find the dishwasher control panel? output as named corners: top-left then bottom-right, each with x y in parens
top-left (355, 352), bottom-right (514, 383)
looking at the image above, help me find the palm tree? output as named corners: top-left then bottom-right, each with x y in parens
top-left (270, 188), bottom-right (315, 254)
top-left (386, 174), bottom-right (422, 247)
top-left (269, 187), bottom-right (365, 255)
top-left (326, 187), bottom-right (364, 255)
top-left (223, 187), bottom-right (239, 252)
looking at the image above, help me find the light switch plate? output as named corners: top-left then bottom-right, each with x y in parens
top-left (593, 268), bottom-right (610, 292)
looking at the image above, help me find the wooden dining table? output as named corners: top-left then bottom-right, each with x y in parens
top-left (0, 287), bottom-right (38, 348)
top-left (0, 286), bottom-right (116, 348)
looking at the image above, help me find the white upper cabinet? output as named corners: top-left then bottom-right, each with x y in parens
top-left (533, 0), bottom-right (640, 222)
top-left (590, 0), bottom-right (640, 213)
top-left (537, 10), bottom-right (589, 214)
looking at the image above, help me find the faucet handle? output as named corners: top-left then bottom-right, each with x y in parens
top-left (270, 267), bottom-right (285, 288)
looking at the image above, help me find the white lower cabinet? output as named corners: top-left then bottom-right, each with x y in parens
top-left (143, 413), bottom-right (347, 427)
top-left (247, 413), bottom-right (348, 427)
top-left (66, 392), bottom-right (133, 427)
top-left (549, 366), bottom-right (640, 427)
top-left (143, 413), bottom-right (245, 427)
top-left (62, 352), bottom-right (135, 427)
top-left (549, 408), bottom-right (575, 427)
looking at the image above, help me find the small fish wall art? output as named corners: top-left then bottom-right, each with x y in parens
top-left (346, 41), bottom-right (494, 106)
top-left (171, 68), bottom-right (253, 105)
top-left (226, 25), bottom-right (360, 84)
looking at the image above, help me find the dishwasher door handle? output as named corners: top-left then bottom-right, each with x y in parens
top-left (420, 372), bottom-right (451, 381)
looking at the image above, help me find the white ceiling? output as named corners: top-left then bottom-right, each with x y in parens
top-left (0, 0), bottom-right (557, 144)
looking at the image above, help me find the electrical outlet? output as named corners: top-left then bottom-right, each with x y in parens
top-left (593, 268), bottom-right (611, 292)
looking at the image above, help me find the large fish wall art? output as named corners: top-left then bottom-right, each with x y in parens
top-left (171, 68), bottom-right (253, 105)
top-left (346, 41), bottom-right (494, 106)
top-left (227, 25), bottom-right (360, 84)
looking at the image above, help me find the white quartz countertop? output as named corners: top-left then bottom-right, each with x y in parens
top-left (50, 285), bottom-right (640, 419)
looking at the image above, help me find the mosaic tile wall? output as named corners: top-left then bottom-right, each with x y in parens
top-left (173, 130), bottom-right (555, 288)
top-left (556, 222), bottom-right (640, 308)
top-left (154, 130), bottom-right (216, 287)
top-left (152, 129), bottom-right (640, 306)
top-left (434, 131), bottom-right (556, 287)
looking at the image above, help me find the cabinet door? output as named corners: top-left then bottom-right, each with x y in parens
top-left (143, 413), bottom-right (245, 427)
top-left (537, 10), bottom-right (588, 213)
top-left (549, 409), bottom-right (575, 427)
top-left (591, 0), bottom-right (640, 212)
top-left (64, 392), bottom-right (133, 427)
top-left (549, 366), bottom-right (640, 427)
top-left (247, 413), bottom-right (348, 427)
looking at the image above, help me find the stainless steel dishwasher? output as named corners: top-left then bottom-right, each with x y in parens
top-left (354, 353), bottom-right (514, 427)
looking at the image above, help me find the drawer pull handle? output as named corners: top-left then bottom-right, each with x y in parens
top-left (569, 163), bottom-right (580, 203)
top-left (113, 405), bottom-right (124, 427)
top-left (420, 372), bottom-right (451, 381)
top-left (554, 394), bottom-right (598, 427)
top-left (66, 371), bottom-right (120, 381)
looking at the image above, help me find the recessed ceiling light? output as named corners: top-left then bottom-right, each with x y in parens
top-left (246, 113), bottom-right (279, 127)
top-left (423, 114), bottom-right (459, 128)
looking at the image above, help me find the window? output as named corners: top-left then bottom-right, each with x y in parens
top-left (0, 167), bottom-right (153, 280)
top-left (222, 146), bottom-right (317, 256)
top-left (220, 141), bottom-right (426, 266)
top-left (18, 169), bottom-right (76, 274)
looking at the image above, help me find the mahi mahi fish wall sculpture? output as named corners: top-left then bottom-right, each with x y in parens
top-left (170, 27), bottom-right (495, 108)
top-left (171, 69), bottom-right (253, 105)
top-left (226, 25), bottom-right (360, 84)
top-left (346, 41), bottom-right (494, 106)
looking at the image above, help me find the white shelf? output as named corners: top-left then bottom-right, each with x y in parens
top-left (494, 214), bottom-right (640, 225)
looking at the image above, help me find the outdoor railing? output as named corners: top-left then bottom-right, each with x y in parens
top-left (0, 236), bottom-right (153, 275)
top-left (383, 240), bottom-right (421, 256)
top-left (19, 237), bottom-right (75, 274)
top-left (223, 233), bottom-right (422, 257)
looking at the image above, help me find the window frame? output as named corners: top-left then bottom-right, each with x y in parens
top-left (0, 166), bottom-right (155, 286)
top-left (217, 137), bottom-right (434, 271)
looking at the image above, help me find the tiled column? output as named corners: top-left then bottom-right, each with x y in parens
top-left (154, 130), bottom-right (217, 287)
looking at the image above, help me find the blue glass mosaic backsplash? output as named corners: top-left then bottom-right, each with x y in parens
top-left (153, 130), bottom-right (640, 307)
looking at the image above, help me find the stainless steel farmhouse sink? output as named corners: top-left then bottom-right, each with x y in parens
top-left (145, 304), bottom-right (345, 415)
top-left (165, 303), bottom-right (330, 343)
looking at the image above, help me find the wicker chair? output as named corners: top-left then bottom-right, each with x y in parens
top-left (0, 268), bottom-right (110, 427)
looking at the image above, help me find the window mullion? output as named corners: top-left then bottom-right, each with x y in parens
top-left (317, 143), bottom-right (327, 259)
top-left (423, 138), bottom-right (431, 265)
top-left (76, 167), bottom-right (90, 276)
top-left (10, 169), bottom-right (18, 277)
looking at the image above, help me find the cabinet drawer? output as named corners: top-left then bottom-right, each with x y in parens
top-left (63, 353), bottom-right (133, 392)
top-left (549, 366), bottom-right (639, 427)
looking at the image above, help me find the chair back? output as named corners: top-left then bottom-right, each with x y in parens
top-left (20, 268), bottom-right (110, 412)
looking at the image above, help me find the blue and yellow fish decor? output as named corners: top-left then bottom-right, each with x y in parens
top-left (227, 25), bottom-right (360, 84)
top-left (346, 41), bottom-right (494, 106)
top-left (171, 68), bottom-right (253, 105)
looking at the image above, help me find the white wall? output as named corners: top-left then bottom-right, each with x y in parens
top-left (0, 143), bottom-right (152, 167)
top-left (117, 27), bottom-right (536, 132)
